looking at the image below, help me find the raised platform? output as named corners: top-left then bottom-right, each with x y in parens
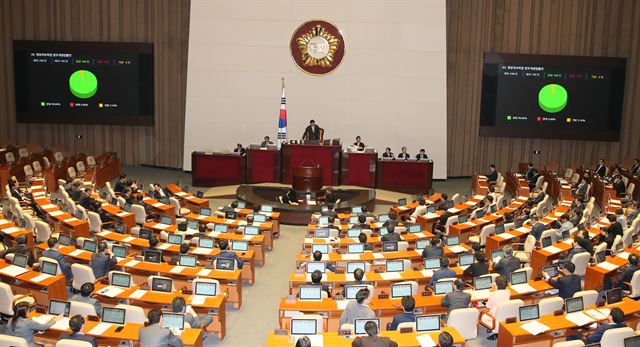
top-left (236, 184), bottom-right (376, 225)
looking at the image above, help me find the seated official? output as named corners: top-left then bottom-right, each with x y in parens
top-left (233, 143), bottom-right (246, 156)
top-left (139, 308), bottom-right (183, 347)
top-left (411, 199), bottom-right (428, 217)
top-left (529, 215), bottom-right (547, 240)
top-left (415, 149), bottom-right (428, 160)
top-left (353, 215), bottom-right (370, 229)
top-left (42, 237), bottom-right (73, 281)
top-left (320, 205), bottom-right (338, 218)
top-left (324, 187), bottom-right (337, 204)
top-left (568, 307), bottom-right (626, 344)
top-left (6, 302), bottom-right (64, 347)
top-left (389, 296), bottom-right (416, 330)
top-left (79, 187), bottom-right (98, 210)
top-left (0, 235), bottom-right (34, 266)
top-left (353, 136), bottom-right (365, 150)
top-left (397, 147), bottom-right (410, 160)
top-left (437, 194), bottom-right (452, 211)
top-left (463, 252), bottom-right (489, 278)
top-left (608, 253), bottom-right (640, 291)
top-left (151, 183), bottom-right (166, 199)
top-left (171, 243), bottom-right (192, 263)
top-left (574, 178), bottom-right (589, 200)
top-left (260, 136), bottom-right (273, 148)
top-left (352, 320), bottom-right (398, 347)
top-left (381, 225), bottom-right (401, 242)
top-left (613, 176), bottom-right (626, 198)
top-left (626, 202), bottom-right (639, 225)
top-left (543, 262), bottom-right (581, 299)
top-left (526, 187), bottom-right (545, 207)
top-left (143, 237), bottom-right (166, 263)
top-left (357, 233), bottom-right (374, 251)
top-left (603, 214), bottom-right (623, 248)
top-left (302, 270), bottom-right (331, 298)
top-left (280, 188), bottom-right (297, 204)
top-left (114, 174), bottom-right (127, 193)
top-left (339, 288), bottom-right (374, 326)
top-left (615, 208), bottom-right (627, 230)
top-left (487, 164), bottom-right (498, 183)
top-left (341, 268), bottom-right (372, 297)
top-left (60, 315), bottom-right (98, 347)
top-left (91, 241), bottom-right (117, 278)
top-left (631, 158), bottom-right (640, 176)
top-left (212, 239), bottom-right (244, 269)
top-left (594, 159), bottom-right (607, 177)
top-left (382, 147), bottom-right (394, 159)
top-left (422, 237), bottom-right (444, 258)
top-left (382, 212), bottom-right (398, 228)
top-left (429, 258), bottom-right (456, 286)
top-left (438, 332), bottom-right (454, 347)
top-left (172, 296), bottom-right (213, 329)
top-left (312, 251), bottom-right (336, 272)
top-left (71, 282), bottom-right (102, 317)
top-left (302, 119), bottom-right (321, 141)
top-left (492, 246), bottom-right (520, 279)
top-left (441, 279), bottom-right (471, 314)
top-left (556, 237), bottom-right (589, 265)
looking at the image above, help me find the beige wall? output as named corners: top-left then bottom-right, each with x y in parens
top-left (183, 0), bottom-right (448, 178)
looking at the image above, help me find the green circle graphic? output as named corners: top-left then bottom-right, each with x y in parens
top-left (538, 84), bottom-right (567, 113)
top-left (69, 70), bottom-right (98, 99)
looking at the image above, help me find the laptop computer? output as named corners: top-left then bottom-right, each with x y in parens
top-left (565, 297), bottom-right (584, 313)
top-left (424, 257), bottom-right (440, 270)
top-left (41, 259), bottom-right (58, 276)
top-left (244, 226), bottom-right (259, 236)
top-left (314, 228), bottom-right (330, 238)
top-left (385, 260), bottom-right (404, 272)
top-left (345, 285), bottom-right (368, 300)
top-left (214, 224), bottom-right (228, 233)
top-left (58, 233), bottom-right (71, 246)
top-left (346, 262), bottom-right (366, 274)
top-left (195, 281), bottom-right (217, 296)
top-left (198, 238), bottom-right (215, 249)
top-left (445, 235), bottom-right (460, 246)
top-left (111, 272), bottom-right (131, 288)
top-left (459, 253), bottom-right (474, 267)
top-left (606, 288), bottom-right (623, 305)
top-left (200, 207), bottom-right (211, 216)
top-left (624, 335), bottom-right (640, 347)
top-left (434, 281), bottom-right (454, 295)
top-left (162, 313), bottom-right (185, 330)
top-left (306, 262), bottom-right (327, 273)
top-left (143, 250), bottom-right (162, 263)
top-left (179, 254), bottom-right (198, 267)
top-left (12, 254), bottom-right (29, 268)
top-left (391, 283), bottom-right (412, 298)
top-left (473, 276), bottom-right (493, 290)
top-left (348, 243), bottom-right (365, 254)
top-left (519, 304), bottom-right (540, 322)
top-left (347, 228), bottom-right (361, 238)
top-left (215, 258), bottom-right (235, 271)
top-left (102, 307), bottom-right (126, 325)
top-left (510, 271), bottom-right (527, 285)
top-left (83, 239), bottom-right (97, 253)
top-left (253, 214), bottom-right (267, 223)
top-left (167, 233), bottom-right (183, 245)
top-left (151, 277), bottom-right (173, 292)
top-left (354, 318), bottom-right (380, 336)
top-left (299, 285), bottom-right (323, 301)
top-left (311, 244), bottom-right (329, 254)
top-left (382, 242), bottom-right (398, 252)
top-left (541, 236), bottom-right (553, 248)
top-left (415, 315), bottom-right (440, 332)
top-left (49, 299), bottom-right (70, 316)
top-left (231, 241), bottom-right (249, 252)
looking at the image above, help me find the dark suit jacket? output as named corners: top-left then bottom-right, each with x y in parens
top-left (586, 322), bottom-right (627, 343)
top-left (616, 264), bottom-right (640, 288)
top-left (389, 312), bottom-right (416, 330)
top-left (114, 180), bottom-right (125, 193)
top-left (60, 333), bottom-right (98, 347)
top-left (595, 165), bottom-right (606, 177)
top-left (422, 246), bottom-right (444, 259)
top-left (416, 153), bottom-right (428, 160)
top-left (548, 274), bottom-right (582, 299)
top-left (352, 336), bottom-right (398, 347)
top-left (233, 148), bottom-right (246, 156)
top-left (614, 180), bottom-right (626, 197)
top-left (397, 153), bottom-right (410, 160)
top-left (91, 252), bottom-right (117, 278)
top-left (353, 142), bottom-right (366, 149)
top-left (631, 163), bottom-right (640, 176)
top-left (260, 140), bottom-right (273, 148)
top-left (42, 248), bottom-right (72, 280)
top-left (381, 233), bottom-right (402, 242)
top-left (10, 188), bottom-right (24, 200)
top-left (575, 182), bottom-right (588, 197)
top-left (430, 268), bottom-right (456, 286)
top-left (531, 222), bottom-right (547, 240)
top-left (303, 125), bottom-right (321, 140)
top-left (441, 291), bottom-right (471, 313)
top-left (382, 152), bottom-right (394, 159)
top-left (494, 255), bottom-right (521, 278)
top-left (463, 262), bottom-right (489, 278)
top-left (487, 171), bottom-right (498, 182)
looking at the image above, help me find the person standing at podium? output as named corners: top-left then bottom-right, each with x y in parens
top-left (302, 119), bottom-right (321, 140)
top-left (353, 136), bottom-right (365, 150)
top-left (260, 136), bottom-right (273, 148)
top-left (397, 147), bottom-right (410, 160)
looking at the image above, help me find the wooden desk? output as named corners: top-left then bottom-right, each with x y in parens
top-left (301, 231), bottom-right (435, 251)
top-left (166, 183), bottom-right (210, 213)
top-left (0, 218), bottom-right (35, 249)
top-left (531, 226), bottom-right (602, 277)
top-left (281, 143), bottom-right (341, 186)
top-left (583, 245), bottom-right (640, 291)
top-left (33, 196), bottom-right (89, 239)
top-left (341, 151), bottom-right (377, 188)
top-left (98, 202), bottom-right (137, 230)
top-left (141, 196), bottom-right (176, 220)
top-left (246, 147), bottom-right (281, 183)
top-left (0, 259), bottom-right (67, 305)
top-left (191, 151), bottom-right (246, 187)
top-left (376, 159), bottom-right (433, 194)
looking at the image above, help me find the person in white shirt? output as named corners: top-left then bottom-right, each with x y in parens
top-left (615, 208), bottom-right (628, 230)
top-left (482, 275), bottom-right (511, 340)
top-left (411, 199), bottom-right (428, 218)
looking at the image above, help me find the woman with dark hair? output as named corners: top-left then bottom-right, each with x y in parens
top-left (295, 336), bottom-right (311, 347)
top-left (6, 302), bottom-right (63, 346)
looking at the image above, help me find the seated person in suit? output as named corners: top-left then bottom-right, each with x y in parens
top-left (121, 188), bottom-right (135, 205)
top-left (603, 214), bottom-right (623, 248)
top-left (397, 147), bottom-right (410, 160)
top-left (594, 158), bottom-right (607, 177)
top-left (339, 288), bottom-right (374, 326)
top-left (233, 143), bottom-right (246, 155)
top-left (438, 332), bottom-right (454, 347)
top-left (436, 194), bottom-right (452, 211)
top-left (526, 187), bottom-right (545, 207)
top-left (381, 225), bottom-right (402, 242)
top-left (212, 239), bottom-right (243, 269)
top-left (484, 275), bottom-right (510, 339)
top-left (151, 183), bottom-right (166, 199)
top-left (353, 136), bottom-right (365, 150)
top-left (60, 315), bottom-right (98, 347)
top-left (358, 233), bottom-right (374, 251)
top-left (573, 177), bottom-right (589, 200)
top-left (71, 282), bottom-right (102, 317)
top-left (0, 235), bottom-right (34, 266)
top-left (302, 119), bottom-right (321, 141)
top-left (382, 147), bottom-right (394, 159)
top-left (568, 307), bottom-right (626, 343)
top-left (301, 270), bottom-right (331, 298)
top-left (91, 241), bottom-right (117, 278)
top-left (441, 279), bottom-right (471, 314)
top-left (524, 162), bottom-right (535, 181)
top-left (42, 237), bottom-right (73, 281)
top-left (382, 212), bottom-right (398, 228)
top-left (353, 215), bottom-right (370, 229)
top-left (429, 258), bottom-right (456, 286)
top-left (487, 164), bottom-right (498, 183)
top-left (341, 268), bottom-right (372, 296)
top-left (529, 215), bottom-right (547, 240)
top-left (280, 188), bottom-right (297, 204)
top-left (6, 301), bottom-right (64, 347)
top-left (324, 187), bottom-right (337, 204)
top-left (556, 237), bottom-right (589, 265)
top-left (611, 253), bottom-right (640, 291)
top-left (492, 246), bottom-right (521, 279)
top-left (171, 243), bottom-right (192, 263)
top-left (389, 296), bottom-right (416, 330)
top-left (139, 308), bottom-right (183, 347)
top-left (422, 237), bottom-right (444, 259)
top-left (312, 250), bottom-right (336, 272)
top-left (320, 204), bottom-right (338, 218)
top-left (353, 320), bottom-right (399, 347)
top-left (631, 158), bottom-right (640, 176)
top-left (415, 149), bottom-right (428, 160)
top-left (326, 216), bottom-right (341, 230)
top-left (543, 262), bottom-right (581, 299)
top-left (114, 174), bottom-right (127, 193)
top-left (172, 296), bottom-right (213, 329)
top-left (79, 187), bottom-right (98, 210)
top-left (613, 176), bottom-right (626, 197)
top-left (260, 136), bottom-right (273, 148)
top-left (463, 252), bottom-right (489, 278)
top-left (143, 237), bottom-right (166, 263)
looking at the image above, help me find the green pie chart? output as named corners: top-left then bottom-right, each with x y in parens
top-left (69, 70), bottom-right (98, 99)
top-left (538, 83), bottom-right (567, 113)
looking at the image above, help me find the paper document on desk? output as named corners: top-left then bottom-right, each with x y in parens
top-left (465, 201), bottom-right (476, 206)
top-left (306, 201), bottom-right (317, 205)
top-left (175, 192), bottom-right (187, 196)
top-left (336, 300), bottom-right (350, 310)
top-left (371, 253), bottom-right (384, 259)
top-left (398, 206), bottom-right (408, 211)
top-left (565, 312), bottom-right (595, 326)
top-left (63, 217), bottom-right (79, 223)
top-left (32, 314), bottom-right (53, 325)
top-left (448, 245), bottom-right (466, 253)
top-left (597, 308), bottom-right (611, 317)
top-left (542, 246), bottom-right (562, 254)
top-left (520, 321), bottom-right (549, 335)
top-left (496, 233), bottom-right (516, 240)
top-left (465, 221), bottom-right (476, 227)
top-left (88, 322), bottom-right (113, 335)
top-left (197, 269), bottom-right (212, 277)
top-left (373, 222), bottom-right (384, 228)
top-left (154, 223), bottom-right (170, 230)
top-left (3, 226), bottom-right (21, 234)
top-left (49, 211), bottom-right (64, 216)
top-left (122, 236), bottom-right (136, 243)
top-left (98, 286), bottom-right (125, 298)
top-left (192, 247), bottom-right (211, 255)
top-left (459, 265), bottom-right (470, 271)
top-left (158, 243), bottom-right (172, 250)
top-left (128, 290), bottom-right (147, 299)
top-left (190, 295), bottom-right (207, 305)
top-left (379, 272), bottom-right (403, 280)
top-left (597, 261), bottom-right (619, 271)
top-left (416, 333), bottom-right (436, 347)
top-left (0, 265), bottom-right (28, 277)
top-left (170, 266), bottom-right (185, 274)
top-left (585, 309), bottom-right (608, 320)
top-left (447, 208), bottom-right (461, 213)
top-left (124, 259), bottom-right (140, 267)
top-left (196, 215), bottom-right (207, 220)
top-left (31, 273), bottom-right (52, 283)
top-left (0, 219), bottom-right (9, 224)
top-left (68, 249), bottom-right (85, 257)
top-left (420, 270), bottom-right (434, 278)
top-left (42, 204), bottom-right (56, 209)
top-left (242, 235), bottom-right (254, 240)
top-left (473, 195), bottom-right (484, 200)
top-left (478, 218), bottom-right (490, 224)
top-left (341, 254), bottom-right (360, 261)
top-left (510, 283), bottom-right (536, 294)
top-left (303, 238), bottom-right (314, 244)
top-left (152, 202), bottom-right (164, 207)
top-left (97, 231), bottom-right (111, 237)
top-left (617, 252), bottom-right (631, 260)
top-left (116, 212), bottom-right (129, 217)
top-left (51, 317), bottom-right (70, 330)
top-left (424, 213), bottom-right (439, 219)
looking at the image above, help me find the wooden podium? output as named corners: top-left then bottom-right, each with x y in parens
top-left (292, 166), bottom-right (322, 192)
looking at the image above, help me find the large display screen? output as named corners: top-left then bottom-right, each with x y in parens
top-left (479, 53), bottom-right (626, 141)
top-left (13, 40), bottom-right (154, 125)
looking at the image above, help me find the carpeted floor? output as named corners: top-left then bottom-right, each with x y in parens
top-left (118, 166), bottom-right (496, 346)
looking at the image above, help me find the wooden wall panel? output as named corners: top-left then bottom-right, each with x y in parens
top-left (0, 0), bottom-right (189, 168)
top-left (447, 0), bottom-right (640, 176)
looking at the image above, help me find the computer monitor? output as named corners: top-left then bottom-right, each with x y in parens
top-left (195, 281), bottom-right (217, 296)
top-left (347, 228), bottom-right (361, 238)
top-left (167, 233), bottom-right (183, 245)
top-left (386, 260), bottom-right (404, 272)
top-left (354, 318), bottom-right (379, 336)
top-left (490, 205), bottom-right (498, 213)
top-left (198, 238), bottom-right (215, 249)
top-left (160, 216), bottom-right (172, 225)
top-left (253, 214), bottom-right (267, 223)
top-left (179, 254), bottom-right (197, 267)
top-left (458, 215), bottom-right (468, 224)
top-left (565, 297), bottom-right (584, 313)
top-left (347, 262), bottom-right (366, 274)
top-left (13, 254), bottom-right (28, 268)
top-left (48, 299), bottom-right (70, 316)
top-left (476, 210), bottom-right (485, 218)
top-left (162, 313), bottom-right (185, 330)
top-left (261, 205), bottom-right (273, 213)
top-left (102, 307), bottom-right (126, 325)
top-left (541, 237), bottom-right (552, 248)
top-left (561, 229), bottom-right (570, 240)
top-left (391, 283), bottom-right (412, 298)
top-left (459, 253), bottom-right (475, 267)
top-left (215, 258), bottom-right (235, 271)
top-left (187, 220), bottom-right (199, 230)
top-left (231, 241), bottom-right (249, 252)
top-left (348, 243), bottom-right (365, 254)
top-left (111, 272), bottom-right (131, 288)
top-left (415, 315), bottom-right (440, 332)
top-left (543, 265), bottom-right (558, 278)
top-left (244, 226), bottom-right (259, 236)
top-left (382, 242), bottom-right (398, 252)
top-left (214, 224), bottom-right (228, 233)
top-left (345, 285), bottom-right (368, 300)
top-left (427, 205), bottom-right (437, 213)
top-left (144, 250), bottom-right (162, 263)
top-left (624, 335), bottom-right (640, 347)
top-left (83, 239), bottom-right (97, 253)
top-left (111, 197), bottom-right (118, 205)
top-left (615, 242), bottom-right (624, 254)
top-left (311, 244), bottom-right (329, 254)
top-left (519, 304), bottom-right (540, 322)
top-left (491, 249), bottom-right (504, 263)
top-left (182, 185), bottom-right (190, 193)
top-left (352, 206), bottom-right (362, 214)
top-left (408, 224), bottom-right (421, 233)
top-left (606, 288), bottom-right (623, 305)
top-left (415, 239), bottom-right (428, 250)
top-left (41, 260), bottom-right (58, 275)
top-left (237, 200), bottom-right (246, 209)
top-left (595, 251), bottom-right (606, 264)
top-left (510, 271), bottom-right (527, 285)
top-left (123, 203), bottom-right (132, 212)
top-left (151, 277), bottom-right (173, 292)
top-left (398, 198), bottom-right (407, 206)
top-left (200, 207), bottom-right (212, 216)
top-left (424, 257), bottom-right (441, 270)
top-left (445, 235), bottom-right (460, 246)
top-left (349, 216), bottom-right (358, 224)
top-left (299, 285), bottom-right (323, 300)
top-left (196, 191), bottom-right (204, 198)
top-left (114, 223), bottom-right (127, 234)
top-left (514, 219), bottom-right (524, 228)
top-left (473, 276), bottom-right (493, 290)
top-left (434, 281), bottom-right (454, 295)
top-left (318, 216), bottom-right (329, 225)
top-left (225, 211), bottom-right (238, 220)
top-left (138, 228), bottom-right (152, 240)
top-left (378, 214), bottom-right (389, 222)
top-left (306, 262), bottom-right (326, 273)
top-left (58, 233), bottom-right (71, 246)
top-left (314, 228), bottom-right (330, 238)
top-left (495, 224), bottom-right (505, 235)
top-left (290, 318), bottom-right (317, 336)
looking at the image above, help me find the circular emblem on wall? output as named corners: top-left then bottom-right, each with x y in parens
top-left (290, 20), bottom-right (345, 75)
